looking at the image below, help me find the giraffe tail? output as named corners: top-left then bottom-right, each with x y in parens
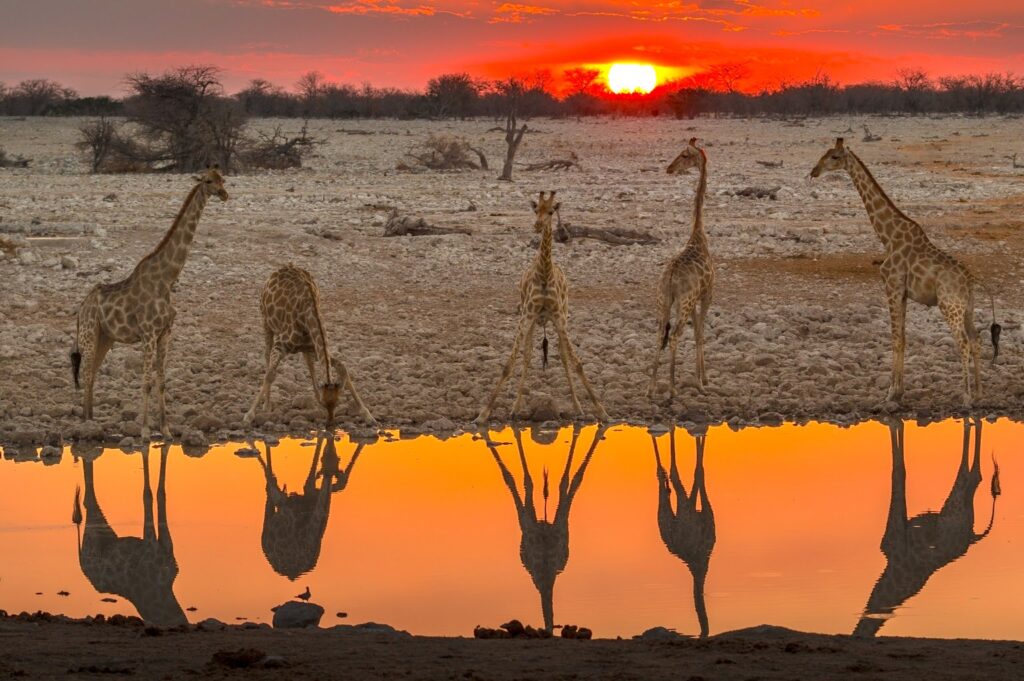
top-left (70, 346), bottom-right (82, 390)
top-left (661, 322), bottom-right (671, 350)
top-left (542, 333), bottom-right (549, 369)
top-left (982, 283), bottom-right (1001, 364)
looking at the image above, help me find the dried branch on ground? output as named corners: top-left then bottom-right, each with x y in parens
top-left (530, 214), bottom-right (658, 247)
top-left (521, 151), bottom-right (581, 172)
top-left (383, 209), bottom-right (472, 237)
top-left (862, 125), bottom-right (882, 142)
top-left (0, 148), bottom-right (31, 168)
top-left (733, 185), bottom-right (781, 200)
top-left (756, 159), bottom-right (783, 168)
top-left (400, 135), bottom-right (482, 171)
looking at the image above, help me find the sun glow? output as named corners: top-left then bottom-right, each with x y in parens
top-left (607, 63), bottom-right (658, 94)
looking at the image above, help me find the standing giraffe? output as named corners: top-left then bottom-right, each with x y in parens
top-left (476, 191), bottom-right (609, 424)
top-left (648, 138), bottom-right (714, 400)
top-left (71, 441), bottom-right (187, 628)
top-left (652, 427), bottom-right (715, 638)
top-left (244, 264), bottom-right (376, 427)
top-left (854, 418), bottom-right (1000, 637)
top-left (810, 138), bottom-right (1000, 406)
top-left (70, 168), bottom-right (228, 440)
top-left (484, 424), bottom-right (605, 631)
top-left (247, 433), bottom-right (364, 579)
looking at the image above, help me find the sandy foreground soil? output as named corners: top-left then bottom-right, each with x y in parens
top-left (1, 115), bottom-right (1023, 447)
top-left (2, 614), bottom-right (1023, 680)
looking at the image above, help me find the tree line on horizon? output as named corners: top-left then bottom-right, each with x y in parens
top-left (2, 65), bottom-right (1024, 120)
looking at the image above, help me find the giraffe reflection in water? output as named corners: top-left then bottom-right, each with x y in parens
top-left (248, 433), bottom-right (364, 579)
top-left (71, 442), bottom-right (186, 628)
top-left (652, 427), bottom-right (715, 638)
top-left (484, 424), bottom-right (606, 632)
top-left (854, 418), bottom-right (1001, 637)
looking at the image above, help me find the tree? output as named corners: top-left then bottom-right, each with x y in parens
top-left (122, 65), bottom-right (245, 171)
top-left (425, 73), bottom-right (480, 119)
top-left (495, 78), bottom-right (528, 181)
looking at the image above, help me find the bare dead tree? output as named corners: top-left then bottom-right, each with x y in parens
top-left (76, 117), bottom-right (117, 172)
top-left (382, 209), bottom-right (472, 237)
top-left (497, 79), bottom-right (528, 181)
top-left (862, 124), bottom-right (882, 142)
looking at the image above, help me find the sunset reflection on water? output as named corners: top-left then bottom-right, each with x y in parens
top-left (0, 419), bottom-right (1020, 639)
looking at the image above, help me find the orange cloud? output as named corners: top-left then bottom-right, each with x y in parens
top-left (326, 0), bottom-right (436, 16)
top-left (490, 3), bottom-right (559, 24)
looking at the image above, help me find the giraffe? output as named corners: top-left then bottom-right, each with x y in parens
top-left (476, 191), bottom-right (609, 424)
top-left (649, 138), bottom-right (714, 400)
top-left (247, 433), bottom-right (364, 579)
top-left (71, 441), bottom-right (187, 628)
top-left (70, 167), bottom-right (229, 440)
top-left (853, 418), bottom-right (1000, 637)
top-left (244, 264), bottom-right (376, 427)
top-left (484, 424), bottom-right (606, 631)
top-left (810, 138), bottom-right (1001, 407)
top-left (652, 427), bottom-right (715, 638)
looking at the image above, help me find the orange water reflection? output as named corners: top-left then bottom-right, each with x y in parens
top-left (0, 419), bottom-right (1020, 639)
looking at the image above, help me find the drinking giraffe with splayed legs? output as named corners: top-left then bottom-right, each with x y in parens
top-left (476, 191), bottom-right (609, 424)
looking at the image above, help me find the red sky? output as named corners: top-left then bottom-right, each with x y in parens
top-left (1, 1), bottom-right (1021, 95)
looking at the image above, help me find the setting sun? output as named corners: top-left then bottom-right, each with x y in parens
top-left (607, 63), bottom-right (658, 94)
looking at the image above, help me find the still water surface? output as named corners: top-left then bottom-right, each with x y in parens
top-left (0, 419), bottom-right (1019, 639)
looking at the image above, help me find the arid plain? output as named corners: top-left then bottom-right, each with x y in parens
top-left (1, 115), bottom-right (1023, 447)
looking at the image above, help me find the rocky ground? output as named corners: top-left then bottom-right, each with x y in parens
top-left (2, 115), bottom-right (1023, 449)
top-left (2, 613), bottom-right (1023, 680)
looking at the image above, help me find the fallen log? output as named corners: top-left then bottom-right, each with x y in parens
top-left (733, 185), bottom-right (781, 200)
top-left (383, 209), bottom-right (472, 237)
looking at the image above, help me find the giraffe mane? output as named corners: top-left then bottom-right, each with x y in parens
top-left (847, 149), bottom-right (916, 225)
top-left (137, 181), bottom-right (204, 267)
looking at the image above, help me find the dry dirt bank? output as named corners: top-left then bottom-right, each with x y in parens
top-left (1, 614), bottom-right (1022, 680)
top-left (1, 115), bottom-right (1023, 448)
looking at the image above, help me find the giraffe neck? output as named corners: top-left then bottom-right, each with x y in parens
top-left (136, 183), bottom-right (209, 291)
top-left (687, 153), bottom-right (709, 250)
top-left (309, 306), bottom-right (332, 384)
top-left (843, 151), bottom-right (922, 250)
top-left (536, 220), bottom-right (554, 280)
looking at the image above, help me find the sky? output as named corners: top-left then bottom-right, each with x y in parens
top-left (0, 1), bottom-right (1022, 95)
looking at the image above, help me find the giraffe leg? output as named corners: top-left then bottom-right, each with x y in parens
top-left (964, 305), bottom-right (983, 402)
top-left (509, 321), bottom-right (538, 418)
top-left (883, 287), bottom-right (908, 403)
top-left (139, 337), bottom-right (158, 441)
top-left (692, 307), bottom-right (705, 394)
top-left (475, 319), bottom-right (527, 425)
top-left (939, 300), bottom-right (972, 407)
top-left (303, 351), bottom-right (320, 404)
top-left (697, 290), bottom-right (711, 389)
top-left (668, 299), bottom-right (696, 400)
top-left (154, 328), bottom-right (172, 437)
top-left (336, 361), bottom-right (378, 426)
top-left (647, 298), bottom-right (672, 399)
top-left (556, 329), bottom-right (584, 417)
top-left (554, 318), bottom-right (609, 421)
top-left (82, 332), bottom-right (113, 422)
top-left (244, 347), bottom-right (284, 425)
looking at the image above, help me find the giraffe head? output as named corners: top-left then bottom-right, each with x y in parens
top-left (529, 190), bottom-right (560, 233)
top-left (320, 381), bottom-right (341, 425)
top-left (810, 137), bottom-right (849, 178)
top-left (194, 165), bottom-right (229, 201)
top-left (667, 137), bottom-right (705, 175)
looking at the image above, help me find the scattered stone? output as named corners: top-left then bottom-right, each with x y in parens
top-left (271, 601), bottom-right (324, 629)
top-left (636, 626), bottom-right (683, 641)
